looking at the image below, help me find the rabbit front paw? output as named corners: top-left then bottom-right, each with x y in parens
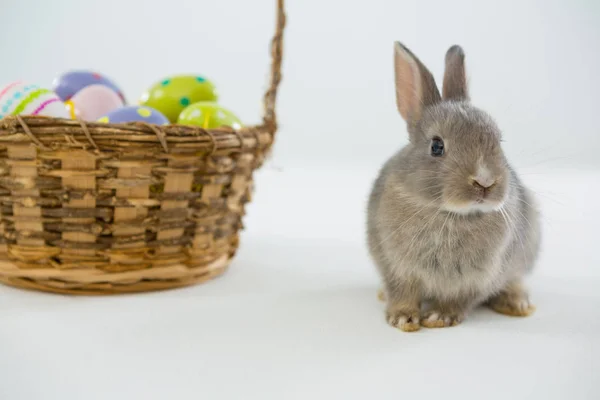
top-left (421, 310), bottom-right (465, 328)
top-left (386, 310), bottom-right (420, 332)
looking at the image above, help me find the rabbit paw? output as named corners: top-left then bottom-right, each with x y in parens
top-left (421, 311), bottom-right (464, 328)
top-left (489, 294), bottom-right (535, 317)
top-left (386, 310), bottom-right (420, 332)
top-left (488, 281), bottom-right (536, 317)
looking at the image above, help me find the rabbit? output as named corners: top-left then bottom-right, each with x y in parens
top-left (366, 42), bottom-right (541, 332)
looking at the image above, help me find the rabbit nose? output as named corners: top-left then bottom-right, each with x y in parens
top-left (471, 167), bottom-right (496, 192)
top-left (472, 177), bottom-right (495, 189)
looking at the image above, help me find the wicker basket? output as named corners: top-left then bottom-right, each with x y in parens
top-left (0, 0), bottom-right (286, 295)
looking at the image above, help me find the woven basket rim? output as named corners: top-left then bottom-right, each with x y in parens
top-left (0, 116), bottom-right (276, 156)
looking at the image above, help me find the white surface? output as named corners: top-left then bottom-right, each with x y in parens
top-left (0, 166), bottom-right (599, 400)
top-left (1, 0), bottom-right (599, 169)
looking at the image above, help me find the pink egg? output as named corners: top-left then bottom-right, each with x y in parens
top-left (65, 84), bottom-right (124, 121)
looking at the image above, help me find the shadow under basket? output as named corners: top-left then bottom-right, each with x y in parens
top-left (0, 0), bottom-right (286, 295)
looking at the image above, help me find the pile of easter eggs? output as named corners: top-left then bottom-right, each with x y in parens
top-left (0, 71), bottom-right (242, 130)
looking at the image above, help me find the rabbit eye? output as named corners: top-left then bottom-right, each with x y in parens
top-left (431, 137), bottom-right (444, 157)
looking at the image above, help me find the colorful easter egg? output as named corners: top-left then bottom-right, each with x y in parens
top-left (97, 106), bottom-right (169, 125)
top-left (0, 81), bottom-right (70, 119)
top-left (65, 84), bottom-right (124, 121)
top-left (53, 70), bottom-right (125, 103)
top-left (177, 101), bottom-right (242, 130)
top-left (139, 75), bottom-right (218, 123)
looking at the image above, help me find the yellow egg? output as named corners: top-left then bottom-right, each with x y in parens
top-left (177, 101), bottom-right (242, 130)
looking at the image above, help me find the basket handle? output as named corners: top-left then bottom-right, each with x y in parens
top-left (261, 0), bottom-right (286, 135)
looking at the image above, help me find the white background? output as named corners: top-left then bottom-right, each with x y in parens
top-left (1, 1), bottom-right (599, 399)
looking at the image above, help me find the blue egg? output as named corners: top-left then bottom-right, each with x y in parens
top-left (53, 70), bottom-right (126, 103)
top-left (97, 106), bottom-right (169, 125)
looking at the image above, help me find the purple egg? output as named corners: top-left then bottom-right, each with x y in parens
top-left (52, 70), bottom-right (126, 103)
top-left (97, 106), bottom-right (169, 125)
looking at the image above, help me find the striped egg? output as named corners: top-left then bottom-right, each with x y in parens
top-left (0, 81), bottom-right (70, 120)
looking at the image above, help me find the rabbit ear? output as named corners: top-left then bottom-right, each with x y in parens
top-left (442, 45), bottom-right (469, 101)
top-left (394, 42), bottom-right (441, 126)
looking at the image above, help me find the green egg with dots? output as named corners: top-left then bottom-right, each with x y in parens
top-left (139, 75), bottom-right (218, 123)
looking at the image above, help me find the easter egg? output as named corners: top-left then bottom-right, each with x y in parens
top-left (177, 101), bottom-right (242, 130)
top-left (53, 70), bottom-right (125, 103)
top-left (139, 75), bottom-right (218, 123)
top-left (0, 81), bottom-right (70, 119)
top-left (97, 106), bottom-right (169, 125)
top-left (65, 84), bottom-right (124, 121)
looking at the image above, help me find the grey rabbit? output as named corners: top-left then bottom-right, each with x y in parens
top-left (366, 42), bottom-right (541, 332)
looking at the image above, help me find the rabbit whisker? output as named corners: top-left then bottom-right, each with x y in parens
top-left (513, 153), bottom-right (581, 170)
top-left (500, 205), bottom-right (529, 267)
top-left (507, 183), bottom-right (565, 206)
top-left (438, 208), bottom-right (453, 237)
top-left (393, 205), bottom-right (443, 271)
top-left (374, 195), bottom-right (443, 250)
